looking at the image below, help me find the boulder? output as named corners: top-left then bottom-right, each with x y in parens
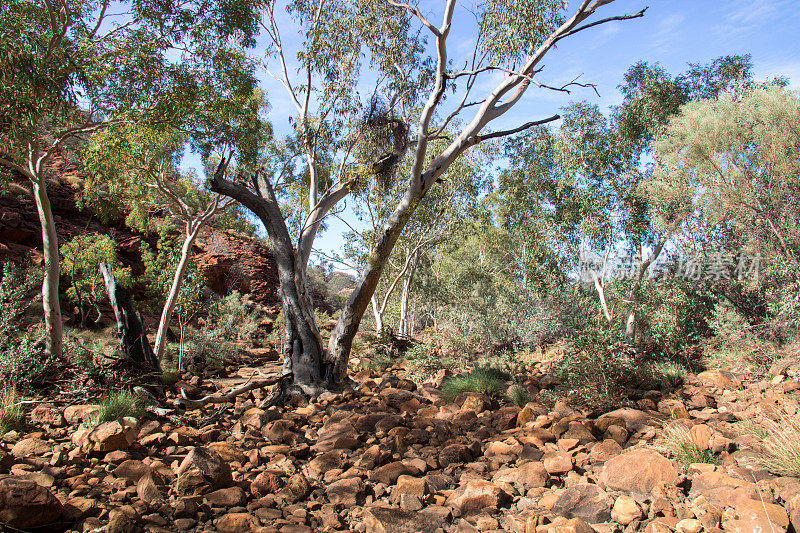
top-left (215, 512), bottom-right (260, 533)
top-left (445, 480), bottom-right (510, 514)
top-left (0, 476), bottom-right (62, 528)
top-left (697, 370), bottom-right (741, 390)
top-left (64, 404), bottom-right (100, 425)
top-left (363, 506), bottom-right (441, 533)
top-left (368, 461), bottom-right (415, 485)
top-left (176, 447), bottom-right (233, 496)
top-left (552, 483), bottom-right (613, 523)
top-left (251, 471), bottom-right (285, 496)
top-left (599, 448), bottom-right (678, 498)
top-left (10, 437), bottom-right (51, 458)
top-left (113, 460), bottom-right (153, 483)
top-left (611, 495), bottom-right (641, 525)
top-left (491, 461), bottom-right (549, 491)
top-left (543, 451), bottom-right (574, 475)
top-left (326, 477), bottom-right (366, 506)
top-left (314, 420), bottom-right (360, 452)
top-left (136, 472), bottom-right (164, 505)
top-left (207, 442), bottom-right (248, 464)
top-left (204, 486), bottom-right (247, 508)
top-left (79, 418), bottom-right (140, 452)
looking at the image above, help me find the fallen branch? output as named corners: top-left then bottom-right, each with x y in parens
top-left (174, 375), bottom-right (288, 410)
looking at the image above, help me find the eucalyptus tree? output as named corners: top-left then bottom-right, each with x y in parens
top-left (650, 86), bottom-right (800, 264)
top-left (0, 0), bottom-right (264, 358)
top-left (335, 144), bottom-right (489, 337)
top-left (212, 0), bottom-right (647, 393)
top-left (496, 56), bottom-right (757, 340)
top-left (81, 124), bottom-right (264, 362)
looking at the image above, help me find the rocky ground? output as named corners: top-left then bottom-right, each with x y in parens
top-left (2, 347), bottom-right (799, 533)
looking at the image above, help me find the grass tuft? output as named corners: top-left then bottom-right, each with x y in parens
top-left (507, 384), bottom-right (531, 407)
top-left (659, 423), bottom-right (718, 465)
top-left (751, 418), bottom-right (800, 477)
top-left (736, 419), bottom-right (771, 440)
top-left (85, 391), bottom-right (146, 426)
top-left (648, 361), bottom-right (688, 391)
top-left (0, 386), bottom-right (23, 435)
top-left (441, 366), bottom-right (509, 402)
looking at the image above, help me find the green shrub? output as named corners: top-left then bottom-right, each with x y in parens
top-left (405, 341), bottom-right (439, 370)
top-left (709, 301), bottom-right (751, 346)
top-left (441, 366), bottom-right (509, 402)
top-left (0, 386), bottom-right (23, 435)
top-left (61, 234), bottom-right (131, 327)
top-left (160, 365), bottom-right (181, 386)
top-left (180, 327), bottom-right (233, 367)
top-left (550, 333), bottom-right (639, 411)
top-left (208, 291), bottom-right (263, 342)
top-left (355, 352), bottom-right (393, 373)
top-left (0, 263), bottom-right (62, 387)
top-left (86, 391), bottom-right (146, 426)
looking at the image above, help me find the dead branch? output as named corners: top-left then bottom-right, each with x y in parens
top-left (174, 375), bottom-right (286, 410)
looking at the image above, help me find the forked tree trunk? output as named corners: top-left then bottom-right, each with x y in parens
top-left (211, 169), bottom-right (327, 393)
top-left (624, 238), bottom-right (667, 342)
top-left (31, 176), bottom-right (64, 357)
top-left (100, 263), bottom-right (160, 371)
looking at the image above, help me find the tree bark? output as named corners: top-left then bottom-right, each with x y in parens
top-left (31, 176), bottom-right (64, 357)
top-left (153, 226), bottom-right (200, 361)
top-left (100, 262), bottom-right (160, 371)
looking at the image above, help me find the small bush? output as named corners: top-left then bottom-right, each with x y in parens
top-left (441, 366), bottom-right (509, 402)
top-left (86, 391), bottom-right (146, 426)
top-left (0, 263), bottom-right (62, 388)
top-left (659, 423), bottom-right (717, 465)
top-left (751, 418), bottom-right (800, 477)
top-left (506, 385), bottom-right (531, 407)
top-left (404, 341), bottom-right (439, 370)
top-left (208, 291), bottom-right (263, 343)
top-left (0, 386), bottom-right (23, 435)
top-left (550, 333), bottom-right (640, 411)
top-left (356, 352), bottom-right (393, 373)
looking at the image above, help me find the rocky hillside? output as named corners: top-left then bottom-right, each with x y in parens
top-left (1, 347), bottom-right (798, 533)
top-left (0, 155), bottom-right (282, 313)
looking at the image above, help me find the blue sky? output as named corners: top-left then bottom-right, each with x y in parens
top-left (201, 0), bottom-right (800, 263)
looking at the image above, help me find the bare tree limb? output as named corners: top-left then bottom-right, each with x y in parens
top-left (470, 114), bottom-right (561, 144)
top-left (554, 7), bottom-right (648, 44)
top-left (388, 0), bottom-right (441, 37)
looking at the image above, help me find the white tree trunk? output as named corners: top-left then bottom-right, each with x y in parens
top-left (398, 250), bottom-right (419, 337)
top-left (154, 227), bottom-right (199, 361)
top-left (371, 295), bottom-right (384, 334)
top-left (31, 176), bottom-right (63, 357)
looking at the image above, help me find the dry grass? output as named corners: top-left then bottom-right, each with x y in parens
top-left (751, 418), bottom-right (800, 477)
top-left (658, 423), bottom-right (717, 465)
top-left (0, 385), bottom-right (23, 435)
